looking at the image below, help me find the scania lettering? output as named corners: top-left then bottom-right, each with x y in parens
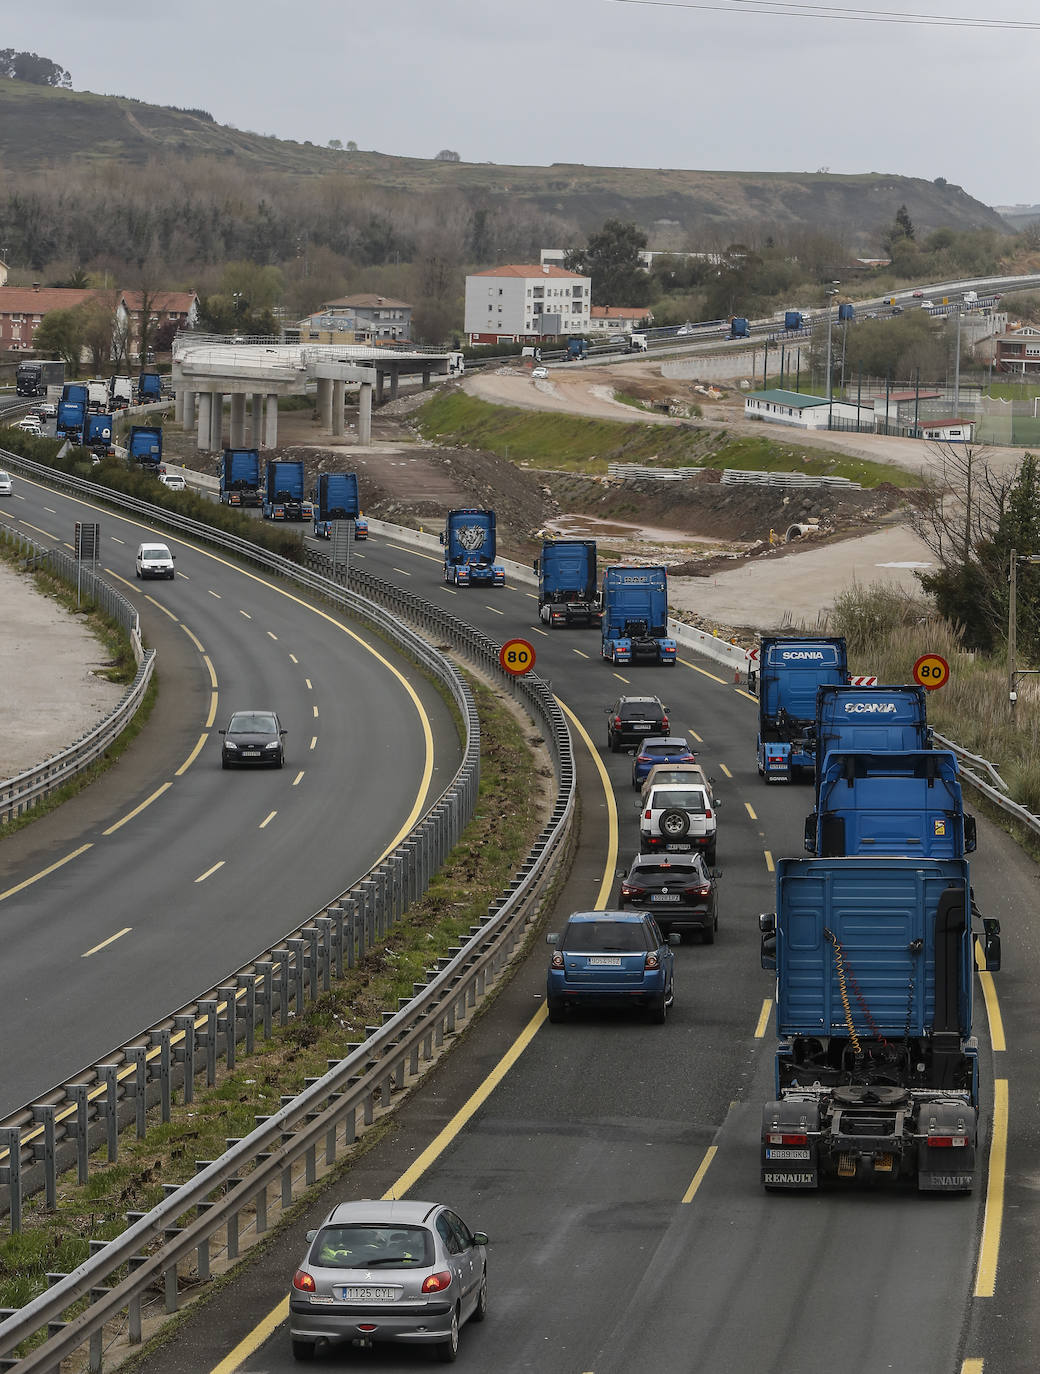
top-left (844, 702), bottom-right (898, 714)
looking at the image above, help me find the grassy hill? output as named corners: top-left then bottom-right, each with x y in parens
top-left (0, 79), bottom-right (1009, 242)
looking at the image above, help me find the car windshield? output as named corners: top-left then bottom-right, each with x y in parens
top-left (651, 789), bottom-right (705, 812)
top-left (561, 920), bottom-right (650, 952)
top-left (142, 549), bottom-right (170, 560)
top-left (313, 1224), bottom-right (433, 1269)
top-left (619, 702), bottom-right (659, 719)
top-left (230, 713), bottom-right (278, 733)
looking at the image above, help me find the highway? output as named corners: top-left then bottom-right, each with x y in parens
top-left (118, 527), bottom-right (1033, 1374)
top-left (0, 474), bottom-right (461, 1115)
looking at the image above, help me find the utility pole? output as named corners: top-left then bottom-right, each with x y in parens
top-left (825, 281), bottom-right (840, 429)
top-left (954, 307), bottom-right (962, 415)
top-left (1009, 548), bottom-right (1017, 711)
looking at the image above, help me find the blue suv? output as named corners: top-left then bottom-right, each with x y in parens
top-left (546, 910), bottom-right (675, 1024)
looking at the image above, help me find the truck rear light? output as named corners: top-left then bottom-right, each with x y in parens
top-left (767, 1132), bottom-right (808, 1145)
top-left (928, 1135), bottom-right (968, 1148)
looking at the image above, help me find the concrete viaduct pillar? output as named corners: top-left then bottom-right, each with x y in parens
top-left (183, 390), bottom-right (196, 429)
top-left (317, 377), bottom-right (333, 433)
top-left (196, 392), bottom-right (212, 451)
top-left (264, 394), bottom-right (278, 448)
top-left (209, 391), bottom-right (224, 451)
top-left (389, 370), bottom-right (399, 401)
top-left (358, 383), bottom-right (373, 446)
top-left (375, 371), bottom-right (384, 405)
top-left (422, 366), bottom-right (431, 389)
top-left (332, 379), bottom-right (346, 436)
top-left (230, 394), bottom-right (246, 448)
top-left (251, 393), bottom-right (264, 445)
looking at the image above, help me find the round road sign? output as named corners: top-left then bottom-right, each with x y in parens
top-left (499, 638), bottom-right (536, 676)
top-left (912, 653), bottom-right (950, 691)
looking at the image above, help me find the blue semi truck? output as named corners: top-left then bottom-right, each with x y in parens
top-left (136, 371), bottom-right (162, 404)
top-left (128, 426), bottom-right (164, 472)
top-left (56, 398), bottom-right (86, 442)
top-left (440, 509), bottom-right (505, 587)
top-left (312, 472), bottom-right (360, 536)
top-left (600, 566), bottom-right (676, 665)
top-left (534, 539), bottom-right (600, 627)
top-left (759, 855), bottom-right (1000, 1192)
top-left (805, 750), bottom-right (977, 858)
top-left (220, 449), bottom-right (262, 506)
top-left (755, 636), bottom-right (849, 782)
top-left (729, 317), bottom-right (750, 338)
top-left (263, 460), bottom-right (311, 521)
top-left (814, 683), bottom-right (932, 795)
top-left (83, 413), bottom-right (115, 457)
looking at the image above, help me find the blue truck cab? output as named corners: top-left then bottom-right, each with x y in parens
top-left (220, 448), bottom-right (261, 506)
top-left (136, 371), bottom-right (162, 404)
top-left (83, 413), bottom-right (114, 456)
top-left (534, 539), bottom-right (600, 627)
top-left (805, 750), bottom-right (977, 857)
top-left (440, 509), bottom-right (505, 587)
top-left (784, 311), bottom-right (803, 331)
top-left (729, 317), bottom-right (750, 338)
top-left (128, 426), bottom-right (164, 472)
top-left (755, 636), bottom-right (849, 782)
top-left (600, 566), bottom-right (676, 666)
top-left (565, 337), bottom-right (589, 360)
top-left (263, 460), bottom-right (311, 521)
top-left (56, 398), bottom-right (86, 441)
top-left (759, 855), bottom-right (1000, 1192)
top-left (814, 683), bottom-right (932, 796)
top-left (313, 472), bottom-right (360, 537)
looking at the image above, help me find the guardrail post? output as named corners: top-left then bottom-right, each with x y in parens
top-left (219, 987), bottom-right (238, 1072)
top-left (275, 949), bottom-right (291, 1025)
top-left (256, 961), bottom-right (274, 1039)
top-left (31, 1105), bottom-right (57, 1210)
top-left (174, 1014), bottom-right (196, 1104)
top-left (100, 1064), bottom-right (119, 1161)
top-left (304, 927), bottom-right (320, 1001)
top-left (316, 917), bottom-right (332, 992)
top-left (344, 900), bottom-right (357, 968)
top-left (199, 1000), bottom-right (218, 1087)
top-left (127, 1046), bottom-right (148, 1138)
top-left (0, 1127), bottom-right (22, 1234)
top-left (288, 939), bottom-right (307, 1012)
top-left (237, 973), bottom-right (256, 1056)
top-left (327, 906), bottom-right (344, 978)
top-left (150, 1028), bottom-right (172, 1123)
top-left (68, 1084), bottom-right (91, 1184)
top-left (128, 1254), bottom-right (146, 1343)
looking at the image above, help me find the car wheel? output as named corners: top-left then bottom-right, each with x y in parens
top-left (436, 1307), bottom-right (460, 1362)
top-left (471, 1268), bottom-right (488, 1322)
top-left (221, 758), bottom-right (230, 770)
top-left (291, 1339), bottom-right (316, 1362)
top-left (609, 734), bottom-right (619, 754)
top-left (546, 996), bottom-right (565, 1024)
top-left (702, 923), bottom-right (715, 946)
top-left (706, 843), bottom-right (717, 865)
top-left (135, 568), bottom-right (141, 578)
top-left (648, 992), bottom-right (668, 1024)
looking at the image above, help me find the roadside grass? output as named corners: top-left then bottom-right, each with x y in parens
top-left (414, 391), bottom-right (919, 487)
top-left (0, 676), bottom-right (548, 1323)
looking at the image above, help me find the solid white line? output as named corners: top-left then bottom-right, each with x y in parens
top-left (195, 861), bottom-right (225, 883)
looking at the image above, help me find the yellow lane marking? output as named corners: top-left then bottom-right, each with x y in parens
top-left (754, 999), bottom-right (772, 1038)
top-left (289, 653), bottom-right (298, 663)
top-left (719, 763), bottom-right (732, 778)
top-left (681, 1145), bottom-right (718, 1204)
top-left (745, 802), bottom-right (757, 821)
top-left (176, 735), bottom-right (208, 776)
top-left (735, 688), bottom-right (758, 703)
top-left (239, 609), bottom-right (252, 619)
top-left (202, 655), bottom-right (218, 689)
top-left (312, 704), bottom-right (319, 718)
top-left (0, 845), bottom-right (92, 904)
top-left (764, 850), bottom-right (775, 872)
top-left (613, 672), bottom-right (630, 684)
top-left (207, 589), bottom-right (221, 598)
top-left (145, 595), bottom-right (178, 621)
top-left (195, 861), bottom-right (225, 883)
top-left (386, 1004), bottom-right (548, 1200)
top-left (103, 783), bottom-right (172, 836)
top-left (533, 627), bottom-right (549, 637)
top-left (309, 736), bottom-right (317, 750)
top-left (558, 698), bottom-right (618, 911)
top-left (293, 771), bottom-right (305, 786)
top-left (267, 631), bottom-right (278, 641)
top-left (680, 658), bottom-right (726, 684)
top-left (20, 520), bottom-right (55, 539)
top-left (974, 1078), bottom-right (1008, 1297)
top-left (525, 592), bottom-right (538, 600)
top-left (206, 692), bottom-right (218, 728)
top-left (111, 536), bottom-right (126, 544)
top-left (305, 678), bottom-right (313, 690)
top-left (961, 1361), bottom-right (984, 1374)
top-left (104, 567), bottom-right (137, 591)
top-left (978, 970), bottom-right (1005, 1052)
top-left (392, 567), bottom-right (412, 576)
top-left (573, 648), bottom-right (590, 659)
top-left (443, 587), bottom-right (457, 595)
top-left (386, 542), bottom-right (439, 564)
top-left (689, 729), bottom-right (703, 743)
top-left (82, 928), bottom-right (132, 958)
top-left (485, 605), bottom-right (505, 615)
top-left (181, 625), bottom-right (205, 653)
top-left (259, 812), bottom-right (277, 829)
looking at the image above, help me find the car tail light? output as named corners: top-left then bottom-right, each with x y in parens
top-left (645, 952), bottom-right (661, 969)
top-left (292, 1269), bottom-right (316, 1292)
top-left (686, 884), bottom-right (712, 898)
top-left (620, 883), bottom-right (645, 898)
top-left (767, 1132), bottom-right (808, 1145)
top-left (614, 716), bottom-right (622, 727)
top-left (928, 1135), bottom-right (968, 1148)
top-left (551, 952), bottom-right (564, 969)
top-left (422, 1270), bottom-right (453, 1294)
top-left (704, 808), bottom-right (712, 819)
top-left (644, 809), bottom-right (652, 820)
top-left (679, 752), bottom-right (695, 761)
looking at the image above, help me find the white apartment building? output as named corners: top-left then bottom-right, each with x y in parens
top-left (464, 264), bottom-right (591, 344)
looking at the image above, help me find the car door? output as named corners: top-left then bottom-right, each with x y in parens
top-left (443, 1210), bottom-right (480, 1312)
top-left (435, 1212), bottom-right (470, 1304)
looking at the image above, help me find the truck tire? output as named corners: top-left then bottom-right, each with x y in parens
top-left (659, 808), bottom-right (690, 839)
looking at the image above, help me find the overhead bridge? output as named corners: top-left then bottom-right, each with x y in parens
top-left (171, 335), bottom-right (461, 451)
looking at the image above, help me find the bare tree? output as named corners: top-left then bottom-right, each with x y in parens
top-left (905, 440), bottom-right (1013, 571)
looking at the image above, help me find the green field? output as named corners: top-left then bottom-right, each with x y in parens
top-left (416, 392), bottom-right (921, 488)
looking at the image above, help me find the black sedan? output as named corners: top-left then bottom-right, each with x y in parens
top-left (616, 853), bottom-right (718, 943)
top-left (220, 710), bottom-right (286, 769)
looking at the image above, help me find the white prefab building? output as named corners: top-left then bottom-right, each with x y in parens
top-left (465, 264), bottom-right (591, 344)
top-left (744, 388), bottom-right (871, 430)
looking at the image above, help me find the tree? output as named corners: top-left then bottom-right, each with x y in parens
top-left (33, 307), bottom-right (87, 369)
top-left (0, 49), bottom-right (71, 87)
top-left (895, 204), bottom-right (916, 241)
top-left (434, 149), bottom-right (460, 162)
top-left (565, 219), bottom-right (649, 307)
top-left (327, 139), bottom-right (343, 150)
top-left (78, 297), bottom-right (118, 371)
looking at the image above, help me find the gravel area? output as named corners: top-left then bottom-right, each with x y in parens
top-left (0, 561), bottom-right (124, 780)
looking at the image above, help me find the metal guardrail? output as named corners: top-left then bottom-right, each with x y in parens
top-left (0, 448), bottom-right (575, 1371)
top-left (0, 529), bottom-right (153, 823)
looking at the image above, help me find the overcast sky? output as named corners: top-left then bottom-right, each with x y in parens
top-left (5, 0), bottom-right (1037, 207)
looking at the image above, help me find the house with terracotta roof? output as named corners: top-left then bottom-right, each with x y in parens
top-left (994, 324), bottom-right (1040, 374)
top-left (298, 294), bottom-right (412, 344)
top-left (589, 305), bottom-right (652, 335)
top-left (464, 265), bottom-right (591, 344)
top-left (0, 285), bottom-right (101, 351)
top-left (116, 291), bottom-right (199, 358)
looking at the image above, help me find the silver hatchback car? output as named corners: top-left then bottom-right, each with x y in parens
top-left (289, 1198), bottom-right (488, 1362)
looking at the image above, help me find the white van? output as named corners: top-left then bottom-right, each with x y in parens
top-left (136, 543), bottom-right (176, 580)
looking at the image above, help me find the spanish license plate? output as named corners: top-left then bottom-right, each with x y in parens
top-left (587, 956), bottom-right (622, 966)
top-left (338, 1286), bottom-right (398, 1302)
top-left (651, 894), bottom-right (681, 902)
top-left (765, 1148), bottom-right (811, 1160)
top-left (242, 749), bottom-right (261, 757)
top-left (665, 842), bottom-right (692, 851)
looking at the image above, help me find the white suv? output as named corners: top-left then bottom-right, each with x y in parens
top-left (639, 783), bottom-right (717, 863)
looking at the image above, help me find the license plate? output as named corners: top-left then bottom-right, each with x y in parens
top-left (241, 749), bottom-right (261, 757)
top-left (765, 1148), bottom-right (811, 1160)
top-left (651, 894), bottom-right (681, 902)
top-left (632, 723), bottom-right (652, 730)
top-left (665, 842), bottom-right (692, 851)
top-left (338, 1286), bottom-right (398, 1302)
top-left (587, 955), bottom-right (622, 966)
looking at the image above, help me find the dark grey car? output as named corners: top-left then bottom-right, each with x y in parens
top-left (219, 710), bottom-right (286, 768)
top-left (288, 1198), bottom-right (488, 1362)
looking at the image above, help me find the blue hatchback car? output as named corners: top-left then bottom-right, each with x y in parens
top-left (546, 910), bottom-right (675, 1023)
top-left (631, 736), bottom-right (697, 788)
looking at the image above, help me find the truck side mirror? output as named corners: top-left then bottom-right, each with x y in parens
top-left (758, 912), bottom-right (776, 934)
top-left (963, 815), bottom-right (977, 853)
top-left (438, 532), bottom-right (445, 545)
top-left (760, 933), bottom-right (776, 971)
top-left (983, 919), bottom-right (1001, 972)
top-left (804, 815), bottom-right (817, 854)
top-left (532, 559), bottom-right (539, 573)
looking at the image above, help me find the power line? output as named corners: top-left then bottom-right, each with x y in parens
top-left (600, 0), bottom-right (1040, 30)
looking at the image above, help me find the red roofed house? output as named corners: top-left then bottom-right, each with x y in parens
top-left (589, 305), bottom-right (652, 335)
top-left (0, 285), bottom-right (100, 350)
top-left (464, 264), bottom-right (591, 344)
top-left (117, 291), bottom-right (199, 359)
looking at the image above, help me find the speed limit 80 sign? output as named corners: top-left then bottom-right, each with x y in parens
top-left (499, 638), bottom-right (536, 676)
top-left (913, 653), bottom-right (950, 691)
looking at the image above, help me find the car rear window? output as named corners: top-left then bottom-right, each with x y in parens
top-left (651, 789), bottom-right (706, 812)
top-left (619, 702), bottom-right (660, 719)
top-left (312, 1224), bottom-right (433, 1268)
top-left (637, 863), bottom-right (699, 878)
top-left (561, 920), bottom-right (650, 952)
top-left (643, 744), bottom-right (681, 757)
